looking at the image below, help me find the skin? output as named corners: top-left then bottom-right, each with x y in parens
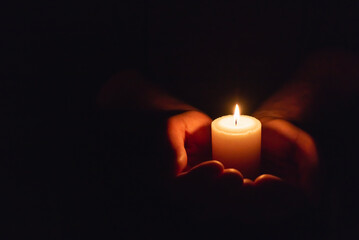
top-left (97, 51), bottom-right (359, 221)
top-left (97, 72), bottom-right (318, 221)
top-left (167, 110), bottom-right (318, 190)
top-left (165, 111), bottom-right (317, 222)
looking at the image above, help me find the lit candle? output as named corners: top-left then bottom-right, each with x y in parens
top-left (211, 104), bottom-right (261, 178)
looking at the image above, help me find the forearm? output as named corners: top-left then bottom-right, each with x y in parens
top-left (254, 80), bottom-right (315, 123)
top-left (97, 70), bottom-right (196, 112)
top-left (254, 50), bottom-right (359, 124)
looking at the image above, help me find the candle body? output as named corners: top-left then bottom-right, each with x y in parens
top-left (211, 115), bottom-right (261, 178)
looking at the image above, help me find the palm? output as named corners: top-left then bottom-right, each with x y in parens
top-left (169, 114), bottom-right (315, 221)
top-left (166, 111), bottom-right (212, 174)
top-left (260, 118), bottom-right (318, 191)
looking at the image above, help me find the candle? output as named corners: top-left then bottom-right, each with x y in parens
top-left (211, 104), bottom-right (261, 178)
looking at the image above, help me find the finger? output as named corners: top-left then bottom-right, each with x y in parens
top-left (254, 174), bottom-right (305, 220)
top-left (214, 169), bottom-right (244, 203)
top-left (167, 117), bottom-right (187, 175)
top-left (254, 174), bottom-right (286, 204)
top-left (181, 111), bottom-right (212, 167)
top-left (243, 178), bottom-right (255, 187)
top-left (254, 174), bottom-right (283, 186)
top-left (179, 160), bottom-right (224, 180)
top-left (293, 130), bottom-right (319, 192)
top-left (174, 161), bottom-right (224, 207)
top-left (241, 178), bottom-right (255, 199)
top-left (217, 168), bottom-right (244, 188)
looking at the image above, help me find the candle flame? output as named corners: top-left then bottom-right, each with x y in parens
top-left (234, 104), bottom-right (240, 126)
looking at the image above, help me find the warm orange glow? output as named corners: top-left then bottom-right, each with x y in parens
top-left (234, 104), bottom-right (240, 126)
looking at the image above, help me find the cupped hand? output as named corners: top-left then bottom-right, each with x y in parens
top-left (172, 160), bottom-right (305, 223)
top-left (166, 110), bottom-right (212, 174)
top-left (168, 110), bottom-right (318, 192)
top-left (258, 117), bottom-right (319, 192)
top-left (170, 114), bottom-right (318, 222)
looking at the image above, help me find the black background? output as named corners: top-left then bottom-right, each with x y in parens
top-left (2, 0), bottom-right (359, 238)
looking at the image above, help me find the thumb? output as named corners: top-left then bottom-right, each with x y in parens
top-left (167, 117), bottom-right (187, 175)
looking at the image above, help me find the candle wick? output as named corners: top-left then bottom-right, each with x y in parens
top-left (235, 119), bottom-right (237, 126)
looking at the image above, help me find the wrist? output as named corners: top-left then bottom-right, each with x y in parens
top-left (253, 110), bottom-right (287, 123)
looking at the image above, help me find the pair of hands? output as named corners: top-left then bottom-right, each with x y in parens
top-left (98, 71), bottom-right (319, 221)
top-left (167, 110), bottom-right (318, 186)
top-left (167, 110), bottom-right (318, 221)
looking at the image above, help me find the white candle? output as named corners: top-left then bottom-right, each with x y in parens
top-left (211, 104), bottom-right (261, 178)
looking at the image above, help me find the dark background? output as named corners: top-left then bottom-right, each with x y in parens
top-left (2, 0), bottom-right (359, 238)
top-left (3, 1), bottom-right (358, 115)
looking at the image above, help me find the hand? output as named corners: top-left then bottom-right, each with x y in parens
top-left (258, 118), bottom-right (319, 192)
top-left (172, 160), bottom-right (305, 223)
top-left (167, 110), bottom-right (318, 190)
top-left (166, 110), bottom-right (212, 174)
top-left (169, 114), bottom-right (317, 223)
